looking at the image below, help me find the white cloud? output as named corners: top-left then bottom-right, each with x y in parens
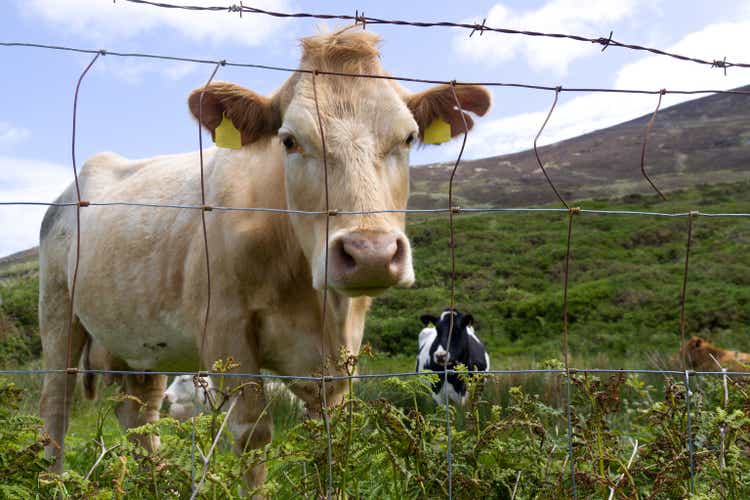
top-left (0, 123), bottom-right (31, 152)
top-left (0, 156), bottom-right (72, 256)
top-left (453, 18), bottom-right (750, 161)
top-left (453, 0), bottom-right (655, 75)
top-left (96, 57), bottom-right (198, 85)
top-left (23, 0), bottom-right (292, 46)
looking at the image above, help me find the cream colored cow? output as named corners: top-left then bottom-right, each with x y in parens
top-left (38, 27), bottom-right (490, 488)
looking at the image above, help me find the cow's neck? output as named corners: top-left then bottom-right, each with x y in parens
top-left (319, 292), bottom-right (371, 368)
top-left (213, 147), bottom-right (371, 368)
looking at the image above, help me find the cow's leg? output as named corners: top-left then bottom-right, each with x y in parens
top-left (39, 314), bottom-right (87, 473)
top-left (115, 373), bottom-right (167, 452)
top-left (287, 378), bottom-right (348, 418)
top-left (225, 375), bottom-right (273, 491)
top-left (200, 330), bottom-right (271, 493)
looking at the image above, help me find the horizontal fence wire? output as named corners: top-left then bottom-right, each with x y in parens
top-left (119, 0), bottom-right (750, 71)
top-left (2, 201), bottom-right (750, 218)
top-left (3, 368), bottom-right (750, 379)
top-left (2, 42), bottom-right (750, 96)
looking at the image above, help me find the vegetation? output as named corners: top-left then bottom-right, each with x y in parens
top-left (1, 181), bottom-right (750, 497)
top-left (2, 362), bottom-right (750, 498)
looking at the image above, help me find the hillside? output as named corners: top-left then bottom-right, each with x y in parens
top-left (2, 182), bottom-right (750, 369)
top-left (409, 85), bottom-right (750, 208)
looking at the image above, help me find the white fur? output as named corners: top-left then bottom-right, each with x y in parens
top-left (164, 375), bottom-right (213, 420)
top-left (416, 327), bottom-right (436, 370)
top-left (433, 344), bottom-right (449, 365)
top-left (431, 378), bottom-right (468, 406)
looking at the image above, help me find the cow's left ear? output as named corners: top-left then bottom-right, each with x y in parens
top-left (404, 84), bottom-right (491, 143)
top-left (420, 314), bottom-right (438, 326)
top-left (188, 81), bottom-right (281, 146)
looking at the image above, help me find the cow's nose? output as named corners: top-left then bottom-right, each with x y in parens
top-left (330, 231), bottom-right (410, 292)
top-left (435, 352), bottom-right (450, 366)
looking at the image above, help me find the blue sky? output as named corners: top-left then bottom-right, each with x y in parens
top-left (1, 0), bottom-right (749, 256)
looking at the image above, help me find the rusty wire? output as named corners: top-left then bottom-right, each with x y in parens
top-left (679, 213), bottom-right (697, 370)
top-left (533, 87), bottom-right (569, 209)
top-left (440, 81), bottom-right (472, 500)
top-left (196, 62), bottom-right (222, 365)
top-left (190, 60), bottom-right (222, 495)
top-left (640, 89), bottom-right (668, 201)
top-left (61, 50), bottom-right (100, 471)
top-left (119, 0), bottom-right (750, 71)
top-left (311, 70), bottom-right (334, 500)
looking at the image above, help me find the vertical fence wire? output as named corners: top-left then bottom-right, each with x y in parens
top-left (190, 60), bottom-right (222, 495)
top-left (685, 370), bottom-right (696, 494)
top-left (679, 213), bottom-right (696, 369)
top-left (561, 208), bottom-right (579, 499)
top-left (441, 82), bottom-right (471, 499)
top-left (533, 86), bottom-right (568, 209)
top-left (679, 212), bottom-right (697, 495)
top-left (311, 70), bottom-right (334, 500)
top-left (639, 89), bottom-right (668, 201)
top-left (61, 50), bottom-right (101, 471)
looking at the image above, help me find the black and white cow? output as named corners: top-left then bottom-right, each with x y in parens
top-left (416, 309), bottom-right (490, 405)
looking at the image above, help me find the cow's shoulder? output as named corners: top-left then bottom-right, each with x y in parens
top-left (466, 326), bottom-right (489, 371)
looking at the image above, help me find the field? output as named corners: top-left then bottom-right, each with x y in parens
top-left (2, 181), bottom-right (750, 498)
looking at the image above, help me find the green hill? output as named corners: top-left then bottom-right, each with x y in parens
top-left (369, 182), bottom-right (750, 366)
top-left (2, 182), bottom-right (749, 369)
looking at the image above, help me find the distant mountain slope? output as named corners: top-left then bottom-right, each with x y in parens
top-left (409, 85), bottom-right (750, 208)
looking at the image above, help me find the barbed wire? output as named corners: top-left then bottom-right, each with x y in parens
top-left (118, 0), bottom-right (750, 72)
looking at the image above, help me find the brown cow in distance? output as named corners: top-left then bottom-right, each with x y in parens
top-left (38, 27), bottom-right (491, 490)
top-left (680, 336), bottom-right (750, 371)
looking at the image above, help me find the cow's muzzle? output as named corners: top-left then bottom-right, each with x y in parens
top-left (328, 230), bottom-right (414, 296)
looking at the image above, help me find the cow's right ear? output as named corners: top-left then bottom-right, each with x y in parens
top-left (188, 82), bottom-right (281, 146)
top-left (404, 84), bottom-right (491, 143)
top-left (420, 314), bottom-right (438, 326)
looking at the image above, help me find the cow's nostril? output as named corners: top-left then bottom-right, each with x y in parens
top-left (334, 237), bottom-right (357, 272)
top-left (391, 237), bottom-right (405, 268)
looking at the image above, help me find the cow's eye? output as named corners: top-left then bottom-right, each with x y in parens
top-left (405, 132), bottom-right (416, 147)
top-left (280, 134), bottom-right (298, 153)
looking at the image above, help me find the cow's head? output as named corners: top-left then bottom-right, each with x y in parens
top-left (420, 309), bottom-right (474, 367)
top-left (189, 29), bottom-right (490, 297)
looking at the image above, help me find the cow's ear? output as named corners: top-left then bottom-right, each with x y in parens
top-left (188, 82), bottom-right (281, 146)
top-left (420, 314), bottom-right (438, 326)
top-left (404, 84), bottom-right (491, 143)
top-left (463, 314), bottom-right (474, 327)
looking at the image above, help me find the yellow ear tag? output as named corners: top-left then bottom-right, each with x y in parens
top-left (214, 113), bottom-right (242, 149)
top-left (422, 117), bottom-right (451, 145)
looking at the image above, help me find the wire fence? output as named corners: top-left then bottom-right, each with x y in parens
top-left (2, 3), bottom-right (750, 498)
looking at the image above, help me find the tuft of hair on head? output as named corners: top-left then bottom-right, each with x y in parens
top-left (300, 26), bottom-right (382, 74)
